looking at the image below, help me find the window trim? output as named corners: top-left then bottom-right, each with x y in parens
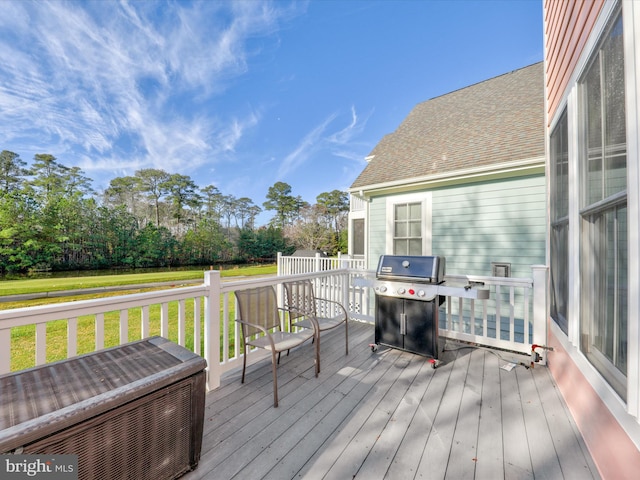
top-left (577, 5), bottom-right (628, 400)
top-left (385, 192), bottom-right (432, 255)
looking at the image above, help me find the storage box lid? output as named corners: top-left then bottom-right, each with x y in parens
top-left (0, 337), bottom-right (206, 451)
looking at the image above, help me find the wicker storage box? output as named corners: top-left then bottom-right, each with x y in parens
top-left (0, 336), bottom-right (207, 480)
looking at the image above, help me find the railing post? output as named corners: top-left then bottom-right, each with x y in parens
top-left (315, 252), bottom-right (321, 272)
top-left (277, 251), bottom-right (282, 276)
top-left (531, 265), bottom-right (549, 365)
top-left (204, 270), bottom-right (221, 390)
top-left (342, 270), bottom-right (350, 318)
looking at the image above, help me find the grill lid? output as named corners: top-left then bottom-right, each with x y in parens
top-left (376, 255), bottom-right (445, 283)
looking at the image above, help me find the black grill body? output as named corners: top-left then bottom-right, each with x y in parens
top-left (375, 295), bottom-right (440, 358)
top-left (374, 255), bottom-right (445, 359)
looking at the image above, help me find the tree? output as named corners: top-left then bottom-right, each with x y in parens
top-left (28, 154), bottom-right (93, 269)
top-left (235, 197), bottom-right (260, 229)
top-left (316, 190), bottom-right (349, 233)
top-left (161, 173), bottom-right (199, 233)
top-left (285, 204), bottom-right (335, 252)
top-left (0, 150), bottom-right (27, 194)
top-left (65, 166), bottom-right (94, 198)
top-left (237, 225), bottom-right (290, 260)
top-left (135, 168), bottom-right (169, 227)
top-left (103, 176), bottom-right (142, 220)
top-left (263, 182), bottom-right (306, 229)
top-left (134, 223), bottom-right (177, 267)
top-left (199, 185), bottom-right (223, 223)
top-left (29, 154), bottom-right (68, 204)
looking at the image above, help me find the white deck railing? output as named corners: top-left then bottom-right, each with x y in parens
top-left (277, 251), bottom-right (366, 275)
top-left (0, 260), bottom-right (547, 391)
top-left (440, 267), bottom-right (547, 356)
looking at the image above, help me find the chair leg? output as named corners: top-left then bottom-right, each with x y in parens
top-left (315, 333), bottom-right (320, 377)
top-left (345, 320), bottom-right (349, 355)
top-left (241, 343), bottom-right (247, 384)
top-left (272, 351), bottom-right (279, 407)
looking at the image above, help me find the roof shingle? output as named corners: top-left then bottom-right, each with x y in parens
top-left (351, 62), bottom-right (545, 189)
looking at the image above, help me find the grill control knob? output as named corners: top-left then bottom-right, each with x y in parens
top-left (417, 290), bottom-right (426, 297)
top-left (397, 287), bottom-right (406, 295)
top-left (378, 285), bottom-right (387, 293)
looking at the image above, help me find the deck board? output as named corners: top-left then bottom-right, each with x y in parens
top-left (475, 349), bottom-right (505, 479)
top-left (183, 321), bottom-right (601, 480)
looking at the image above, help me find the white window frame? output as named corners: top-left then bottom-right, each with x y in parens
top-left (385, 192), bottom-right (432, 255)
top-left (550, 109), bottom-right (569, 335)
top-left (578, 5), bottom-right (628, 400)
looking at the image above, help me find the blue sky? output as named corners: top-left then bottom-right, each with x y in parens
top-left (0, 0), bottom-right (543, 225)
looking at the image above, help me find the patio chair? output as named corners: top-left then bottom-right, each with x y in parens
top-left (235, 285), bottom-right (319, 407)
top-left (283, 279), bottom-right (349, 370)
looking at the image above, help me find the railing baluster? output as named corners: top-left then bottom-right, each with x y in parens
top-left (68, 317), bottom-right (78, 358)
top-left (161, 303), bottom-right (169, 338)
top-left (495, 285), bottom-right (502, 340)
top-left (470, 299), bottom-right (476, 335)
top-left (95, 313), bottom-right (105, 350)
top-left (194, 298), bottom-right (201, 355)
top-left (509, 287), bottom-right (515, 343)
top-left (141, 305), bottom-right (150, 338)
top-left (222, 292), bottom-right (230, 363)
top-left (120, 310), bottom-right (128, 344)
top-left (524, 286), bottom-right (530, 345)
top-left (178, 299), bottom-right (186, 346)
top-left (36, 323), bottom-right (46, 366)
top-left (0, 329), bottom-right (10, 374)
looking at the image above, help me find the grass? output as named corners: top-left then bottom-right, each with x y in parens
top-left (0, 264), bottom-right (277, 296)
top-left (2, 265), bottom-right (274, 372)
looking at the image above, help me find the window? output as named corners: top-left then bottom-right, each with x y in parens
top-left (393, 202), bottom-right (422, 255)
top-left (550, 109), bottom-right (569, 334)
top-left (579, 9), bottom-right (627, 399)
top-left (352, 218), bottom-right (365, 256)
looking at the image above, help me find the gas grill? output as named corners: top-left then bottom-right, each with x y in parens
top-left (372, 255), bottom-right (489, 365)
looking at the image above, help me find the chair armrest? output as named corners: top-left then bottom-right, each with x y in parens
top-left (314, 298), bottom-right (348, 319)
top-left (278, 306), bottom-right (320, 333)
top-left (235, 319), bottom-right (277, 350)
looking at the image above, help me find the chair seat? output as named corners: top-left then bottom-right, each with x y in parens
top-left (294, 315), bottom-right (344, 332)
top-left (247, 330), bottom-right (314, 352)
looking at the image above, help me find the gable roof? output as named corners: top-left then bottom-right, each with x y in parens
top-left (350, 62), bottom-right (545, 190)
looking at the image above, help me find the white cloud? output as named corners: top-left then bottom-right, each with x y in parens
top-left (277, 106), bottom-right (370, 179)
top-left (0, 0), bottom-right (298, 180)
top-left (278, 112), bottom-right (338, 178)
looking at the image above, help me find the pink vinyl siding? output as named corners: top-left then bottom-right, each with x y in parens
top-left (544, 0), bottom-right (605, 121)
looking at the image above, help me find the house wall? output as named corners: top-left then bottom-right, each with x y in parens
top-left (544, 0), bottom-right (605, 121)
top-left (544, 0), bottom-right (640, 476)
top-left (366, 174), bottom-right (546, 277)
top-left (432, 175), bottom-right (546, 277)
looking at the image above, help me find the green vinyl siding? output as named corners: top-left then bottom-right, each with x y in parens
top-left (432, 175), bottom-right (546, 277)
top-left (365, 174), bottom-right (546, 277)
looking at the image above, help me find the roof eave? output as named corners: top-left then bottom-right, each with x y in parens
top-left (348, 156), bottom-right (545, 197)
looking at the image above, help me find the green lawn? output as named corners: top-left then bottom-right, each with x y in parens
top-left (2, 265), bottom-right (275, 372)
top-left (0, 264), bottom-right (276, 296)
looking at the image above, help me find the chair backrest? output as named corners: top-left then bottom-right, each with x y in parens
top-left (235, 286), bottom-right (281, 337)
top-left (283, 279), bottom-right (317, 321)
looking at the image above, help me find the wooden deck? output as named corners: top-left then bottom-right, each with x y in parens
top-left (184, 321), bottom-right (600, 480)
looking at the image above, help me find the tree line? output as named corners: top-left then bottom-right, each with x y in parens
top-left (0, 150), bottom-right (349, 274)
